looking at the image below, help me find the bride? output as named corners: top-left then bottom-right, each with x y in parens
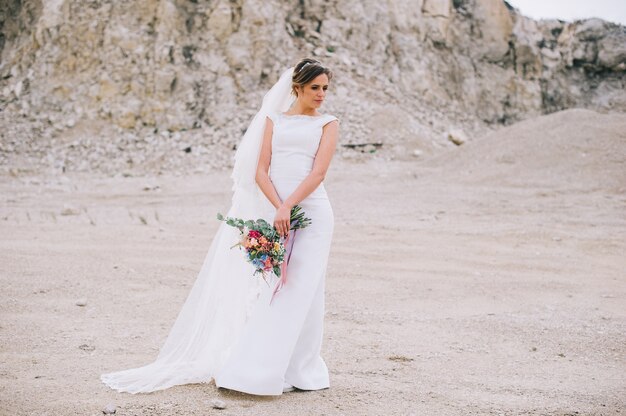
top-left (100, 58), bottom-right (340, 396)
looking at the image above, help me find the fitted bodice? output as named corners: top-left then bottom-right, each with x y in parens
top-left (266, 111), bottom-right (338, 200)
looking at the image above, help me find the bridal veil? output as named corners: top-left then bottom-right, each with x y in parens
top-left (100, 66), bottom-right (296, 393)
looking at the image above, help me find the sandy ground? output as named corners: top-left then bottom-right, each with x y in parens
top-left (1, 108), bottom-right (625, 415)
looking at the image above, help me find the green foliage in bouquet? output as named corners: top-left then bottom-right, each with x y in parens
top-left (216, 205), bottom-right (312, 282)
top-left (216, 205), bottom-right (311, 234)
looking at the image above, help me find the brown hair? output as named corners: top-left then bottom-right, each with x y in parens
top-left (291, 58), bottom-right (333, 97)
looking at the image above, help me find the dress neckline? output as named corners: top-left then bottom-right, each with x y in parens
top-left (280, 112), bottom-right (325, 118)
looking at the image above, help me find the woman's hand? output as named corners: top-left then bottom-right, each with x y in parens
top-left (273, 204), bottom-right (292, 238)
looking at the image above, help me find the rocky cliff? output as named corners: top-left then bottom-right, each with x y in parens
top-left (1, 0), bottom-right (624, 175)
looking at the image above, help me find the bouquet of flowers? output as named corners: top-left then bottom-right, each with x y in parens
top-left (216, 205), bottom-right (311, 285)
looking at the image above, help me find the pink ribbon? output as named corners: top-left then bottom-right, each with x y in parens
top-left (270, 228), bottom-right (297, 305)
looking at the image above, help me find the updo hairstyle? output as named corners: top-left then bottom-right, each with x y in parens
top-left (291, 58), bottom-right (333, 97)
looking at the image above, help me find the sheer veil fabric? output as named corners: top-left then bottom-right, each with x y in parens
top-left (100, 67), bottom-right (297, 394)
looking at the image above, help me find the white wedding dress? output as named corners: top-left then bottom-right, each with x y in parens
top-left (215, 111), bottom-right (338, 395)
top-left (101, 110), bottom-right (339, 396)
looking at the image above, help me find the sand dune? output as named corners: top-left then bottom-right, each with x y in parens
top-left (429, 108), bottom-right (626, 191)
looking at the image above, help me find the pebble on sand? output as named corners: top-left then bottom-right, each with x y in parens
top-left (60, 204), bottom-right (81, 216)
top-left (211, 399), bottom-right (227, 409)
top-left (78, 344), bottom-right (95, 352)
top-left (447, 129), bottom-right (468, 146)
top-left (102, 403), bottom-right (116, 414)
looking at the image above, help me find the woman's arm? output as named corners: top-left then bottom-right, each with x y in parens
top-left (255, 117), bottom-right (283, 210)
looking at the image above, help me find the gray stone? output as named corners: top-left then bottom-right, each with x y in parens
top-left (211, 399), bottom-right (227, 409)
top-left (447, 129), bottom-right (468, 146)
top-left (78, 344), bottom-right (95, 352)
top-left (597, 33), bottom-right (626, 68)
top-left (102, 403), bottom-right (116, 414)
top-left (60, 204), bottom-right (81, 216)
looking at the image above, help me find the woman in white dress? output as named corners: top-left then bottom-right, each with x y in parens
top-left (100, 58), bottom-right (340, 396)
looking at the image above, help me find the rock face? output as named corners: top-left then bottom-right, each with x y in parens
top-left (0, 0), bottom-right (624, 175)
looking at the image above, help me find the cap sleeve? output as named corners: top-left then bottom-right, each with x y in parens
top-left (320, 114), bottom-right (338, 128)
top-left (266, 111), bottom-right (279, 125)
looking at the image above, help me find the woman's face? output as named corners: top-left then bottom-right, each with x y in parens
top-left (297, 73), bottom-right (329, 109)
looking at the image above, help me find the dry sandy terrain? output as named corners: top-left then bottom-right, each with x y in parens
top-left (1, 108), bottom-right (625, 415)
